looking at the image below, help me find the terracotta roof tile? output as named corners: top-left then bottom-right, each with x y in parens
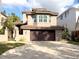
top-left (22, 8), bottom-right (58, 16)
top-left (21, 25), bottom-right (64, 30)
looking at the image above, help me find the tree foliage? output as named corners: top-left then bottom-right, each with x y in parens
top-left (62, 28), bottom-right (70, 40)
top-left (4, 13), bottom-right (20, 31)
top-left (4, 13), bottom-right (20, 39)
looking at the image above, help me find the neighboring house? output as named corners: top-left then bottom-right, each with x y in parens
top-left (14, 8), bottom-right (64, 41)
top-left (57, 7), bottom-right (79, 34)
top-left (0, 12), bottom-right (8, 41)
top-left (0, 12), bottom-right (7, 29)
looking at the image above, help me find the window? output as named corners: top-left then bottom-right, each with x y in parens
top-left (44, 15), bottom-right (47, 22)
top-left (33, 15), bottom-right (37, 22)
top-left (39, 15), bottom-right (42, 22)
top-left (64, 10), bottom-right (69, 18)
top-left (34, 19), bottom-right (37, 22)
top-left (49, 16), bottom-right (51, 22)
top-left (60, 15), bottom-right (63, 20)
top-left (39, 15), bottom-right (47, 22)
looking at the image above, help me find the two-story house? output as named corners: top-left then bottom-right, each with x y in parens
top-left (57, 7), bottom-right (79, 34)
top-left (0, 12), bottom-right (7, 29)
top-left (15, 8), bottom-right (64, 41)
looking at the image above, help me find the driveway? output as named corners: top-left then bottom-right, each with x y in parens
top-left (0, 41), bottom-right (79, 59)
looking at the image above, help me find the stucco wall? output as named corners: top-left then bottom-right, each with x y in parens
top-left (51, 16), bottom-right (57, 26)
top-left (28, 15), bottom-right (34, 25)
top-left (15, 30), bottom-right (30, 42)
top-left (0, 28), bottom-right (8, 42)
top-left (23, 13), bottom-right (57, 27)
top-left (14, 26), bottom-right (30, 42)
top-left (0, 13), bottom-right (7, 29)
top-left (23, 14), bottom-right (27, 23)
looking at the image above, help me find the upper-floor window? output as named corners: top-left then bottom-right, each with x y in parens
top-left (44, 15), bottom-right (47, 22)
top-left (60, 15), bottom-right (63, 20)
top-left (39, 15), bottom-right (42, 22)
top-left (64, 10), bottom-right (69, 18)
top-left (65, 12), bottom-right (67, 18)
top-left (32, 15), bottom-right (37, 22)
top-left (39, 15), bottom-right (47, 22)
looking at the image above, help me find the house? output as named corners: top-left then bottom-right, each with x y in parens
top-left (0, 12), bottom-right (7, 29)
top-left (0, 12), bottom-right (8, 41)
top-left (15, 8), bottom-right (64, 41)
top-left (57, 7), bottom-right (79, 34)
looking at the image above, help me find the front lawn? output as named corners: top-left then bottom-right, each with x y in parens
top-left (60, 39), bottom-right (79, 45)
top-left (67, 40), bottom-right (79, 45)
top-left (0, 41), bottom-right (25, 55)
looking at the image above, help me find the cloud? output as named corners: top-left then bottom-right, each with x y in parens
top-left (31, 0), bottom-right (74, 12)
top-left (1, 0), bottom-right (31, 13)
top-left (0, 0), bottom-right (75, 19)
top-left (1, 0), bottom-right (74, 13)
top-left (1, 0), bottom-right (29, 5)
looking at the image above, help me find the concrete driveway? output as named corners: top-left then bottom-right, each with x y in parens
top-left (0, 41), bottom-right (79, 59)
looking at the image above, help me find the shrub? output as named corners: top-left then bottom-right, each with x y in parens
top-left (0, 28), bottom-right (5, 34)
top-left (19, 37), bottom-right (26, 42)
top-left (62, 28), bottom-right (70, 40)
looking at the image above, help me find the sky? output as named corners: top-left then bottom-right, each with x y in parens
top-left (0, 0), bottom-right (78, 20)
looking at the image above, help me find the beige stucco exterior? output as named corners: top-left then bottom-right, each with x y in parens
top-left (23, 14), bottom-right (57, 27)
top-left (0, 13), bottom-right (7, 29)
top-left (14, 8), bottom-right (63, 41)
top-left (14, 26), bottom-right (30, 42)
top-left (14, 29), bottom-right (62, 41)
top-left (51, 16), bottom-right (57, 26)
top-left (0, 28), bottom-right (8, 42)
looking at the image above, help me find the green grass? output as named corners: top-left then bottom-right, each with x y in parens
top-left (60, 39), bottom-right (79, 45)
top-left (67, 40), bottom-right (79, 45)
top-left (0, 42), bottom-right (25, 55)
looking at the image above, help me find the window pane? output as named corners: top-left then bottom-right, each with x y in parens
top-left (34, 19), bottom-right (37, 22)
top-left (39, 15), bottom-right (42, 22)
top-left (33, 15), bottom-right (37, 22)
top-left (44, 15), bottom-right (47, 22)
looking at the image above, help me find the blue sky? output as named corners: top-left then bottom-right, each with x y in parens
top-left (0, 0), bottom-right (78, 20)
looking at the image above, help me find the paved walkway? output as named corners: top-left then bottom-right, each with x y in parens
top-left (0, 41), bottom-right (79, 59)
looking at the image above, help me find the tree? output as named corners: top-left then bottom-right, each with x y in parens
top-left (4, 13), bottom-right (20, 40)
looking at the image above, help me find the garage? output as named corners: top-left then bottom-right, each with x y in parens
top-left (30, 30), bottom-right (55, 41)
top-left (21, 25), bottom-right (64, 41)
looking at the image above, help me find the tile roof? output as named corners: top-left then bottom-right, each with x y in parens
top-left (0, 12), bottom-right (7, 17)
top-left (22, 8), bottom-right (58, 16)
top-left (21, 25), bottom-right (64, 30)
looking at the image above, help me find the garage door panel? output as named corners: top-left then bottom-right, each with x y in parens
top-left (30, 30), bottom-right (55, 41)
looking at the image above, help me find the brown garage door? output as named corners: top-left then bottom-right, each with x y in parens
top-left (30, 30), bottom-right (55, 41)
